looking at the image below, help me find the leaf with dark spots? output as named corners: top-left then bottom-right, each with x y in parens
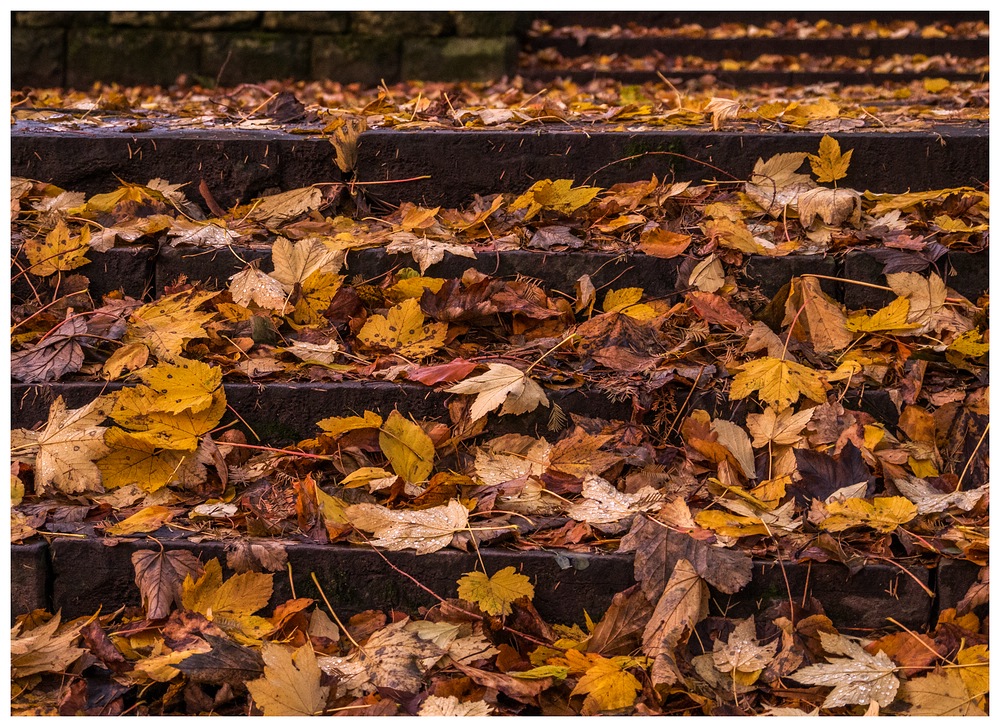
top-left (621, 515), bottom-right (753, 599)
top-left (792, 442), bottom-right (873, 507)
top-left (177, 633), bottom-right (265, 685)
top-left (11, 316), bottom-right (87, 383)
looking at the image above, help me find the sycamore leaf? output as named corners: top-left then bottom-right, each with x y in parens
top-left (730, 357), bottom-right (829, 411)
top-left (509, 179), bottom-right (601, 220)
top-left (379, 410), bottom-right (435, 484)
top-left (131, 548), bottom-right (205, 620)
top-left (418, 695), bottom-right (493, 716)
top-left (641, 559), bottom-right (709, 687)
top-left (290, 270), bottom-right (344, 326)
top-left (886, 272), bottom-right (946, 325)
top-left (386, 232), bottom-right (477, 275)
top-left (900, 668), bottom-right (987, 716)
top-left (99, 428), bottom-right (195, 492)
top-left (106, 505), bottom-right (176, 536)
top-left (845, 297), bottom-right (919, 334)
top-left (710, 419), bottom-right (756, 479)
top-left (565, 474), bottom-right (661, 529)
top-left (10, 612), bottom-right (86, 678)
top-left (446, 363), bottom-right (549, 421)
top-left (808, 135), bottom-right (853, 183)
top-left (790, 631), bottom-right (899, 708)
top-left (250, 186), bottom-right (323, 225)
top-left (345, 499), bottom-right (469, 554)
top-left (955, 645), bottom-right (989, 699)
top-left (746, 406), bottom-right (814, 448)
top-left (712, 617), bottom-right (777, 677)
top-left (11, 315), bottom-right (87, 383)
top-left (357, 298), bottom-right (447, 359)
top-left (270, 236), bottom-right (344, 290)
top-left (32, 395), bottom-right (113, 495)
top-left (136, 357), bottom-right (222, 415)
top-left (571, 655), bottom-right (644, 714)
top-left (247, 642), bottom-right (329, 716)
top-left (23, 220), bottom-right (90, 277)
top-left (948, 329), bottom-right (989, 358)
top-left (228, 267), bottom-right (291, 313)
top-left (547, 427), bottom-right (622, 479)
top-left (124, 290), bottom-right (217, 360)
top-left (458, 567), bottom-right (535, 617)
top-left (181, 558), bottom-right (274, 639)
top-left (892, 476), bottom-right (988, 515)
top-left (820, 497), bottom-right (917, 533)
top-left (696, 508), bottom-right (769, 538)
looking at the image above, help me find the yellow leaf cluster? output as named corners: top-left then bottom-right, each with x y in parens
top-left (357, 298), bottom-right (447, 359)
top-left (124, 290), bottom-right (217, 360)
top-left (602, 288), bottom-right (658, 321)
top-left (509, 179), bottom-right (602, 220)
top-left (182, 558), bottom-right (273, 641)
top-left (730, 357), bottom-right (829, 411)
top-left (457, 567), bottom-right (535, 617)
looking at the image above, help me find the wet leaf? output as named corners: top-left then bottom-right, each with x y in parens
top-left (418, 695), bottom-right (492, 716)
top-left (730, 357), bottom-right (829, 411)
top-left (790, 631), bottom-right (899, 708)
top-left (807, 135), bottom-right (853, 183)
top-left (11, 612), bottom-right (86, 678)
top-left (357, 298), bottom-right (447, 359)
top-left (344, 499), bottom-right (469, 554)
top-left (457, 566), bottom-right (535, 617)
top-left (379, 410), bottom-right (435, 484)
top-left (446, 363), bottom-right (549, 421)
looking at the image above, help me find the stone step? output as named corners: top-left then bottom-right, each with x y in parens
top-left (522, 69), bottom-right (988, 87)
top-left (523, 34), bottom-right (989, 60)
top-left (12, 123), bottom-right (988, 209)
top-left (526, 11), bottom-right (988, 29)
top-left (12, 536), bottom-right (981, 630)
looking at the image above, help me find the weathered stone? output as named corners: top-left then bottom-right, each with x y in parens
top-left (451, 11), bottom-right (518, 37)
top-left (261, 11), bottom-right (349, 33)
top-left (12, 245), bottom-right (155, 305)
top-left (201, 33), bottom-right (310, 85)
top-left (936, 559), bottom-right (986, 617)
top-left (350, 11), bottom-right (454, 37)
top-left (401, 37), bottom-right (516, 82)
top-left (311, 35), bottom-right (401, 87)
top-left (11, 28), bottom-right (65, 88)
top-left (109, 11), bottom-right (260, 30)
top-left (742, 254), bottom-right (838, 299)
top-left (12, 541), bottom-right (50, 619)
top-left (14, 12), bottom-right (107, 27)
top-left (66, 29), bottom-right (201, 87)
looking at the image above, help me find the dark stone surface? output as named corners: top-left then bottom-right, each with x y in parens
top-left (108, 11), bottom-right (261, 30)
top-left (526, 70), bottom-right (988, 87)
top-left (14, 12), bottom-right (109, 27)
top-left (946, 251), bottom-right (991, 304)
top-left (350, 11), bottom-right (454, 37)
top-left (12, 382), bottom-right (125, 431)
top-left (717, 560), bottom-right (934, 630)
top-left (530, 11), bottom-right (988, 29)
top-left (742, 255), bottom-right (838, 299)
top-left (11, 245), bottom-right (155, 306)
top-left (935, 559), bottom-right (985, 617)
top-left (453, 12), bottom-right (518, 37)
top-left (13, 125), bottom-right (988, 209)
top-left (842, 249), bottom-right (989, 310)
top-left (66, 29), bottom-right (202, 88)
top-left (311, 35), bottom-right (403, 87)
top-left (401, 37), bottom-right (517, 82)
top-left (261, 12), bottom-right (349, 33)
top-left (11, 28), bottom-right (66, 88)
top-left (46, 535), bottom-right (941, 629)
top-left (11, 541), bottom-right (50, 619)
top-left (201, 33), bottom-right (311, 86)
top-left (155, 244), bottom-right (271, 292)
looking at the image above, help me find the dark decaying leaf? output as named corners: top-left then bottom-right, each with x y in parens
top-left (132, 548), bottom-right (206, 620)
top-left (792, 442), bottom-right (873, 506)
top-left (621, 515), bottom-right (753, 599)
top-left (176, 633), bottom-right (265, 685)
top-left (584, 584), bottom-right (653, 656)
top-left (11, 316), bottom-right (87, 383)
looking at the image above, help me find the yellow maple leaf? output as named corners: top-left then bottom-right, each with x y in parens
top-left (11, 612), bottom-right (87, 678)
top-left (228, 267), bottom-right (291, 313)
top-left (181, 558), bottom-right (273, 640)
top-left (730, 357), bottom-right (829, 411)
top-left (102, 342), bottom-right (150, 380)
top-left (136, 357), bottom-right (222, 415)
top-left (379, 410), bottom-right (435, 484)
top-left (124, 290), bottom-right (217, 360)
top-left (821, 497), bottom-right (917, 533)
top-left (316, 411), bottom-right (383, 437)
top-left (808, 135), bottom-right (853, 184)
top-left (846, 297), bottom-right (920, 334)
top-left (457, 567), bottom-right (535, 617)
top-left (247, 642), bottom-right (329, 716)
top-left (509, 179), bottom-right (602, 221)
top-left (27, 395), bottom-right (113, 495)
top-left (23, 220), bottom-right (91, 277)
top-left (270, 237), bottom-right (344, 290)
top-left (110, 387), bottom-right (226, 451)
top-left (570, 654), bottom-right (645, 713)
top-left (948, 329), bottom-right (989, 358)
top-left (290, 270), bottom-right (343, 326)
top-left (357, 298), bottom-right (447, 359)
top-left (602, 287), bottom-right (658, 321)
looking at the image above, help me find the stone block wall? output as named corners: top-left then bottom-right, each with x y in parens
top-left (11, 11), bottom-right (522, 88)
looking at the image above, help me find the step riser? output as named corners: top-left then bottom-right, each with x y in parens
top-left (13, 126), bottom-right (988, 208)
top-left (524, 70), bottom-right (988, 86)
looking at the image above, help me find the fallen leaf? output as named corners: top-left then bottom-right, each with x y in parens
top-left (250, 187), bottom-right (322, 225)
top-left (571, 655), bottom-right (645, 713)
top-left (124, 290), bottom-right (216, 360)
top-left (457, 567), bottom-right (535, 617)
top-left (357, 298), bottom-right (448, 359)
top-left (29, 395), bottom-right (113, 495)
top-left (730, 357), bottom-right (829, 411)
top-left (712, 617), bottom-right (777, 678)
top-left (270, 236), bottom-right (343, 290)
top-left (247, 642), bottom-right (329, 716)
top-left (820, 496), bottom-right (917, 533)
top-left (106, 505), bottom-right (176, 536)
top-left (446, 363), bottom-right (549, 421)
top-left (807, 135), bottom-right (853, 183)
top-left (379, 410), bottom-right (435, 484)
top-left (565, 474), bottom-right (661, 530)
top-left (11, 612), bottom-right (86, 678)
top-left (418, 695), bottom-right (493, 716)
top-left (790, 630), bottom-right (899, 708)
top-left (23, 220), bottom-right (90, 277)
top-left (386, 232), bottom-right (476, 275)
top-left (136, 357), bottom-right (222, 415)
top-left (345, 499), bottom-right (469, 554)
top-left (641, 559), bottom-right (709, 686)
top-left (11, 316), bottom-right (87, 383)
top-left (176, 632), bottom-right (264, 686)
top-left (899, 668), bottom-right (986, 716)
top-left (228, 267), bottom-right (291, 313)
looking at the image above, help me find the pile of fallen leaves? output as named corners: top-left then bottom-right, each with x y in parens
top-left (12, 74), bottom-right (989, 134)
top-left (10, 120), bottom-right (989, 713)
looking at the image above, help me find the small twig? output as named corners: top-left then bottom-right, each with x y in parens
top-left (954, 422), bottom-right (988, 492)
top-left (310, 572), bottom-right (364, 653)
